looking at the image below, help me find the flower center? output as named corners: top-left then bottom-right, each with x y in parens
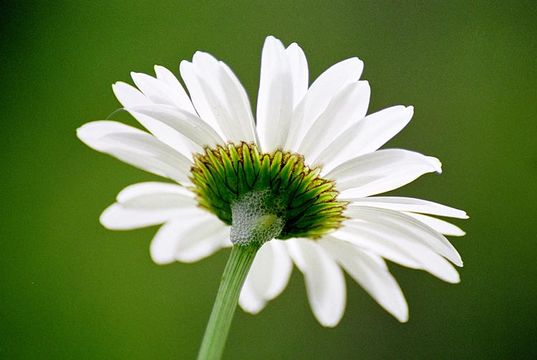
top-left (190, 143), bottom-right (347, 242)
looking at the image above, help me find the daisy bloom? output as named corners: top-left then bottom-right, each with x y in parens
top-left (78, 35), bottom-right (467, 357)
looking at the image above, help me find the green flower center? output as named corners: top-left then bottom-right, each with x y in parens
top-left (190, 143), bottom-right (347, 243)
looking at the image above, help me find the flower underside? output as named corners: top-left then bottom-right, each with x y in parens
top-left (190, 143), bottom-right (347, 241)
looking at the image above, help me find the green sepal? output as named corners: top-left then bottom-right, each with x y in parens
top-left (190, 143), bottom-right (347, 240)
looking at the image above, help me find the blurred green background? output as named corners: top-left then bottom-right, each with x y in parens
top-left (2, 0), bottom-right (536, 358)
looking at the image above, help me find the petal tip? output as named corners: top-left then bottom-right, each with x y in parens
top-left (263, 35), bottom-right (285, 50)
top-left (446, 271), bottom-right (461, 283)
top-left (179, 60), bottom-right (191, 72)
top-left (151, 255), bottom-right (173, 265)
top-left (111, 81), bottom-right (126, 91)
top-left (241, 306), bottom-right (263, 315)
top-left (150, 243), bottom-right (175, 265)
top-left (427, 157), bottom-right (442, 173)
top-left (99, 206), bottom-right (120, 230)
top-left (76, 121), bottom-right (102, 144)
top-left (75, 125), bottom-right (85, 139)
top-left (358, 79), bottom-right (370, 88)
top-left (153, 65), bottom-right (167, 77)
top-left (397, 313), bottom-right (409, 323)
top-left (351, 57), bottom-right (365, 72)
top-left (238, 297), bottom-right (266, 315)
top-left (318, 318), bottom-right (340, 328)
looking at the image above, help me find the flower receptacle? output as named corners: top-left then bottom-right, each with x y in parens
top-left (230, 190), bottom-right (285, 246)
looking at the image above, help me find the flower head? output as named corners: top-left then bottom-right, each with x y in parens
top-left (78, 36), bottom-right (467, 326)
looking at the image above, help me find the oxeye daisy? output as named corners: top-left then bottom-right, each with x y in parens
top-left (77, 35), bottom-right (467, 358)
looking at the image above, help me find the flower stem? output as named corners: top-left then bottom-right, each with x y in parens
top-left (197, 243), bottom-right (260, 360)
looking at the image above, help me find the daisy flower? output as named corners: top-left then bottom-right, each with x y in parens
top-left (77, 36), bottom-right (467, 331)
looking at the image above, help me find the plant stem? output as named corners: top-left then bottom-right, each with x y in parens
top-left (197, 244), bottom-right (259, 360)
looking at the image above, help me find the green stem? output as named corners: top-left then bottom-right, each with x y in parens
top-left (197, 244), bottom-right (260, 360)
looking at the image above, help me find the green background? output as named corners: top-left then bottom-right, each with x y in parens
top-left (2, 1), bottom-right (536, 358)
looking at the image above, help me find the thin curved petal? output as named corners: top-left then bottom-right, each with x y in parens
top-left (327, 149), bottom-right (442, 198)
top-left (238, 282), bottom-right (267, 314)
top-left (100, 204), bottom-right (185, 230)
top-left (218, 61), bottom-right (259, 143)
top-left (112, 80), bottom-right (151, 107)
top-left (345, 206), bottom-right (462, 266)
top-left (284, 57), bottom-right (364, 151)
top-left (77, 121), bottom-right (192, 184)
top-left (315, 106), bottom-right (414, 171)
top-left (298, 81), bottom-right (370, 163)
top-left (239, 240), bottom-right (293, 314)
top-left (150, 212), bottom-right (231, 264)
top-left (115, 181), bottom-right (195, 208)
top-left (320, 237), bottom-right (408, 322)
top-left (332, 221), bottom-right (460, 283)
top-left (287, 238), bottom-right (346, 327)
top-left (131, 72), bottom-right (183, 108)
top-left (112, 81), bottom-right (194, 157)
top-left (180, 52), bottom-right (257, 144)
top-left (102, 132), bottom-right (192, 183)
top-left (153, 65), bottom-right (197, 113)
top-left (406, 213), bottom-right (466, 236)
top-left (285, 43), bottom-right (309, 106)
top-left (256, 36), bottom-right (294, 152)
top-left (330, 226), bottom-right (420, 269)
top-left (347, 196), bottom-right (468, 219)
top-left (131, 104), bottom-right (225, 149)
top-left (99, 182), bottom-right (197, 230)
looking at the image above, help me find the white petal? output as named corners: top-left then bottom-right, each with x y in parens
top-left (332, 224), bottom-right (460, 283)
top-left (180, 52), bottom-right (257, 143)
top-left (298, 81), bottom-right (370, 163)
top-left (331, 225), bottom-right (420, 269)
top-left (345, 206), bottom-right (462, 266)
top-left (102, 132), bottom-right (191, 183)
top-left (77, 120), bottom-right (140, 150)
top-left (131, 72), bottom-right (182, 107)
top-left (316, 106), bottom-right (414, 172)
top-left (284, 57), bottom-right (364, 151)
top-left (285, 43), bottom-right (309, 106)
top-left (115, 181), bottom-right (195, 208)
top-left (112, 81), bottom-right (151, 107)
top-left (406, 213), bottom-right (466, 236)
top-left (256, 36), bottom-right (294, 152)
top-left (238, 281), bottom-right (267, 314)
top-left (320, 238), bottom-right (408, 322)
top-left (179, 61), bottom-right (221, 133)
top-left (112, 82), bottom-right (194, 157)
top-left (99, 182), bottom-right (197, 230)
top-left (153, 65), bottom-right (197, 113)
top-left (100, 204), bottom-right (192, 230)
top-left (130, 104), bottom-right (225, 149)
top-left (239, 240), bottom-right (293, 314)
top-left (77, 121), bottom-right (192, 184)
top-left (287, 238), bottom-right (346, 327)
top-left (327, 149), bottom-right (442, 198)
top-left (250, 241), bottom-right (293, 300)
top-left (218, 60), bottom-right (259, 143)
top-left (150, 212), bottom-right (231, 264)
top-left (348, 196), bottom-right (468, 219)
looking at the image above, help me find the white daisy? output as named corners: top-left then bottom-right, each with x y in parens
top-left (77, 35), bottom-right (467, 327)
